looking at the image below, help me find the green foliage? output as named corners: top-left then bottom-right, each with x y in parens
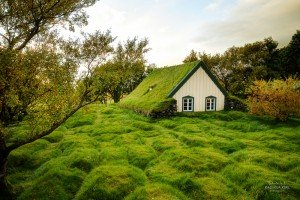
top-left (7, 104), bottom-right (300, 200)
top-left (225, 95), bottom-right (248, 111)
top-left (119, 62), bottom-right (197, 115)
top-left (184, 30), bottom-right (300, 98)
top-left (183, 50), bottom-right (199, 63)
top-left (0, 0), bottom-right (98, 50)
top-left (248, 78), bottom-right (300, 121)
top-left (0, 48), bottom-right (76, 127)
top-left (0, 30), bottom-right (115, 154)
top-left (278, 30), bottom-right (300, 77)
top-left (94, 38), bottom-right (150, 103)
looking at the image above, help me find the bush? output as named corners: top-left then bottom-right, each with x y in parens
top-left (149, 98), bottom-right (177, 118)
top-left (225, 95), bottom-right (248, 111)
top-left (248, 78), bottom-right (300, 121)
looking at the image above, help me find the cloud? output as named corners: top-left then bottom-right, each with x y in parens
top-left (85, 3), bottom-right (126, 31)
top-left (194, 0), bottom-right (300, 53)
top-left (77, 0), bottom-right (299, 66)
top-left (205, 0), bottom-right (223, 11)
top-left (81, 1), bottom-right (195, 66)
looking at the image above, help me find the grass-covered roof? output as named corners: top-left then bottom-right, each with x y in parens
top-left (120, 61), bottom-right (199, 115)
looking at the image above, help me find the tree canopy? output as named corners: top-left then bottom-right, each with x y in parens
top-left (183, 31), bottom-right (300, 98)
top-left (0, 0), bottom-right (97, 50)
top-left (94, 38), bottom-right (150, 103)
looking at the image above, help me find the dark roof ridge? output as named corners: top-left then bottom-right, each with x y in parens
top-left (167, 60), bottom-right (227, 98)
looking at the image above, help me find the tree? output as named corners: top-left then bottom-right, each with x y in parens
top-left (278, 30), bottom-right (300, 77)
top-left (185, 37), bottom-right (281, 98)
top-left (248, 78), bottom-right (300, 121)
top-left (94, 37), bottom-right (150, 103)
top-left (183, 31), bottom-right (299, 100)
top-left (183, 49), bottom-right (198, 63)
top-left (0, 1), bottom-right (109, 198)
top-left (0, 31), bottom-right (114, 199)
top-left (0, 0), bottom-right (97, 50)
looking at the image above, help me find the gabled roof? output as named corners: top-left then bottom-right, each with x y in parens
top-left (120, 61), bottom-right (227, 115)
top-left (168, 61), bottom-right (227, 97)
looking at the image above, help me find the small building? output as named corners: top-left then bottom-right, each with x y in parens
top-left (120, 61), bottom-right (227, 116)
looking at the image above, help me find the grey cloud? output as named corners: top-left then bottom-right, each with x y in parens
top-left (194, 0), bottom-right (300, 52)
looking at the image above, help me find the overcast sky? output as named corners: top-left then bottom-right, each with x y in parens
top-left (81, 0), bottom-right (300, 66)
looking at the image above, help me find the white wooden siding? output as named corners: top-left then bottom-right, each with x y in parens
top-left (172, 67), bottom-right (225, 112)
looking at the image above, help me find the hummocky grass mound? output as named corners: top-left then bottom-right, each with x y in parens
top-left (125, 183), bottom-right (189, 200)
top-left (75, 165), bottom-right (146, 200)
top-left (7, 103), bottom-right (300, 200)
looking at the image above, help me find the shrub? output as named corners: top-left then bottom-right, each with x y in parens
top-left (248, 78), bottom-right (300, 121)
top-left (149, 98), bottom-right (177, 118)
top-left (225, 95), bottom-right (248, 111)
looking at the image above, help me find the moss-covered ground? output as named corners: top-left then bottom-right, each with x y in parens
top-left (7, 104), bottom-right (300, 200)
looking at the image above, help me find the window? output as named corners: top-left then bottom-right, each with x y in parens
top-left (182, 96), bottom-right (194, 112)
top-left (206, 96), bottom-right (216, 111)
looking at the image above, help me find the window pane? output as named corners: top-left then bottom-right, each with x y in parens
top-left (183, 98), bottom-right (193, 111)
top-left (206, 97), bottom-right (216, 111)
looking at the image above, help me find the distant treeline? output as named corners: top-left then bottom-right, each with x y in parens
top-left (183, 30), bottom-right (300, 98)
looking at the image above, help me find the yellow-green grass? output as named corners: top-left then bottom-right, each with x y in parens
top-left (7, 104), bottom-right (300, 200)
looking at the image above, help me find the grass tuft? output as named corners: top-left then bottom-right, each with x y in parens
top-left (125, 183), bottom-right (190, 200)
top-left (75, 165), bottom-right (146, 200)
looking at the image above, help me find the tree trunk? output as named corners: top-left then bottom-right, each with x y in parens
top-left (112, 89), bottom-right (121, 103)
top-left (0, 137), bottom-right (12, 200)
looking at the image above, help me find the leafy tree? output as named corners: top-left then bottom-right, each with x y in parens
top-left (183, 49), bottom-right (199, 63)
top-left (248, 78), bottom-right (300, 121)
top-left (0, 31), bottom-right (114, 198)
top-left (0, 1), bottom-right (110, 198)
top-left (278, 30), bottom-right (300, 77)
top-left (94, 38), bottom-right (150, 103)
top-left (0, 0), bottom-right (97, 50)
top-left (184, 37), bottom-right (284, 98)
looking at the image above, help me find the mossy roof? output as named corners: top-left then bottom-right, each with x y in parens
top-left (120, 61), bottom-right (226, 114)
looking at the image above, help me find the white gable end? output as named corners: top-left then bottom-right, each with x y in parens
top-left (172, 67), bottom-right (225, 112)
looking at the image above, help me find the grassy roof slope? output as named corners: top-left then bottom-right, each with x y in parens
top-left (120, 61), bottom-right (198, 115)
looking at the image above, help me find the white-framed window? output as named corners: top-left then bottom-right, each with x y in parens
top-left (206, 96), bottom-right (216, 111)
top-left (182, 96), bottom-right (194, 112)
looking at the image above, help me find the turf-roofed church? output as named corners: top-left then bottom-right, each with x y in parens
top-left (120, 61), bottom-right (227, 116)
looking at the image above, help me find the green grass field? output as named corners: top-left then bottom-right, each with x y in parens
top-left (7, 104), bottom-right (300, 200)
